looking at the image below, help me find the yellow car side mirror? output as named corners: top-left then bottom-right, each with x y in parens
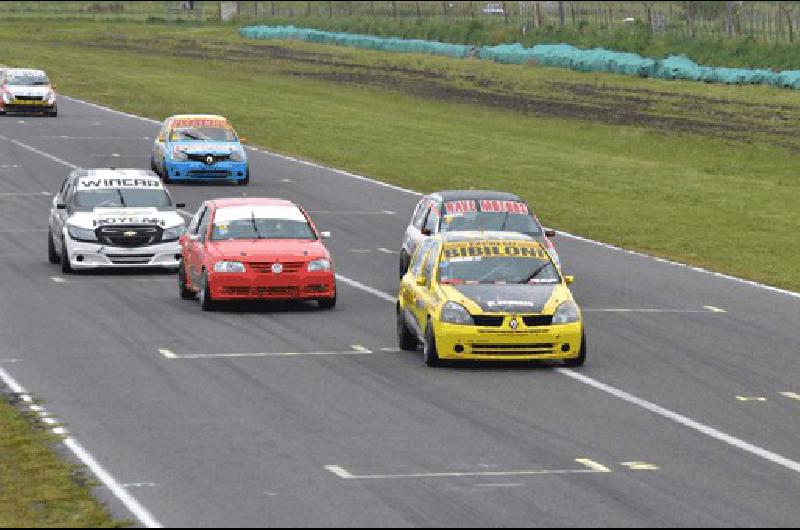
top-left (157, 135), bottom-right (165, 143)
top-left (239, 137), bottom-right (248, 145)
top-left (565, 275), bottom-right (575, 285)
top-left (416, 276), bottom-right (428, 287)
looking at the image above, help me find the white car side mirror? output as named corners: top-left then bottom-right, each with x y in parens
top-left (321, 231), bottom-right (331, 240)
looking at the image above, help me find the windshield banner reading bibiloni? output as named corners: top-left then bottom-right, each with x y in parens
top-left (443, 241), bottom-right (547, 260)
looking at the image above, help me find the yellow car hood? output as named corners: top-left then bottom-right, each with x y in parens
top-left (440, 283), bottom-right (570, 315)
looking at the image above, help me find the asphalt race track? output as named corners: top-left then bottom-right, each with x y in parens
top-left (1, 96), bottom-right (800, 527)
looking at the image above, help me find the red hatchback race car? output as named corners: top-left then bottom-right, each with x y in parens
top-left (178, 198), bottom-right (336, 311)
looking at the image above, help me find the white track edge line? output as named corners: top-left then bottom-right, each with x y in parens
top-left (55, 94), bottom-right (800, 301)
top-left (0, 364), bottom-right (163, 528)
top-left (556, 368), bottom-right (800, 475)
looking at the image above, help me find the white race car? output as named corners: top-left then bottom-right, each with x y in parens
top-left (48, 169), bottom-right (187, 272)
top-left (1, 68), bottom-right (57, 116)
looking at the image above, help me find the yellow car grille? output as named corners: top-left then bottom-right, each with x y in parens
top-left (469, 343), bottom-right (554, 355)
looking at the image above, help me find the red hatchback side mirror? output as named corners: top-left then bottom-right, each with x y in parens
top-left (544, 229), bottom-right (556, 238)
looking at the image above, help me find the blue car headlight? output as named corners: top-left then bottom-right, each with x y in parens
top-left (66, 225), bottom-right (98, 243)
top-left (229, 148), bottom-right (246, 162)
top-left (171, 149), bottom-right (188, 161)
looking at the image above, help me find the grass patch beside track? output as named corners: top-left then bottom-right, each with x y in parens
top-left (0, 394), bottom-right (117, 527)
top-left (1, 21), bottom-right (799, 290)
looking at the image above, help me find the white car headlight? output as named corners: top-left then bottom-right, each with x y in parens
top-left (308, 259), bottom-right (331, 272)
top-left (172, 149), bottom-right (188, 161)
top-left (229, 148), bottom-right (246, 162)
top-left (440, 302), bottom-right (474, 325)
top-left (552, 300), bottom-right (580, 324)
top-left (66, 225), bottom-right (98, 243)
top-left (162, 225), bottom-right (186, 242)
top-left (213, 261), bottom-right (246, 273)
top-left (2, 93), bottom-right (11, 103)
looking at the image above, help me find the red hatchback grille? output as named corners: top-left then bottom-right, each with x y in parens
top-left (249, 261), bottom-right (305, 274)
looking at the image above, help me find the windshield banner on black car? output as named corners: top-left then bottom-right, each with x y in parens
top-left (444, 200), bottom-right (529, 215)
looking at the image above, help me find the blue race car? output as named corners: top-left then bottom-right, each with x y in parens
top-left (151, 114), bottom-right (249, 185)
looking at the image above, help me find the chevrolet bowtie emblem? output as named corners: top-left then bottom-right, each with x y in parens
top-left (124, 231), bottom-right (137, 237)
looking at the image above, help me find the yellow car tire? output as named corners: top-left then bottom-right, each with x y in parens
top-left (397, 306), bottom-right (418, 351)
top-left (423, 321), bottom-right (442, 367)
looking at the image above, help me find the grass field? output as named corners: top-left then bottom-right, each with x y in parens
top-left (0, 20), bottom-right (798, 291)
top-left (0, 395), bottom-right (117, 527)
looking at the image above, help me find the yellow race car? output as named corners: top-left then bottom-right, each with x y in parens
top-left (397, 231), bottom-right (585, 367)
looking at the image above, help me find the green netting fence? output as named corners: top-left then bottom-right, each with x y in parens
top-left (239, 25), bottom-right (474, 58)
top-left (240, 25), bottom-right (800, 90)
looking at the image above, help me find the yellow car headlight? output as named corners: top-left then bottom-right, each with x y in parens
top-left (440, 302), bottom-right (474, 325)
top-left (552, 300), bottom-right (580, 324)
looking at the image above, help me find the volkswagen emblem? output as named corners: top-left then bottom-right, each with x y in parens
top-left (271, 263), bottom-right (283, 274)
top-left (509, 317), bottom-right (520, 330)
top-left (205, 155), bottom-right (215, 165)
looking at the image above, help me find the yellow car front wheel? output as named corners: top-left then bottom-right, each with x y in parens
top-left (423, 321), bottom-right (442, 367)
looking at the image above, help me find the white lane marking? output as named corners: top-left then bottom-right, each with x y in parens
top-left (324, 273), bottom-right (800, 478)
top-left (780, 392), bottom-right (800, 401)
top-left (335, 274), bottom-right (397, 303)
top-left (0, 164), bottom-right (22, 168)
top-left (41, 136), bottom-right (151, 140)
top-left (89, 154), bottom-right (145, 158)
top-left (556, 368), bottom-right (800, 475)
top-left (324, 465), bottom-right (355, 479)
top-left (475, 483), bottom-right (524, 488)
top-left (0, 364), bottom-right (162, 528)
top-left (736, 396), bottom-right (768, 402)
top-left (556, 230), bottom-right (800, 300)
top-left (575, 458), bottom-right (612, 472)
top-left (584, 307), bottom-right (726, 314)
top-left (0, 191), bottom-right (50, 196)
top-left (0, 359), bottom-right (21, 363)
top-left (0, 133), bottom-right (79, 169)
top-left (324, 458), bottom-right (612, 480)
top-left (378, 247), bottom-right (399, 254)
top-left (35, 95), bottom-right (800, 300)
top-left (280, 178), bottom-right (293, 183)
top-left (50, 276), bottom-right (174, 285)
top-left (351, 249), bottom-right (371, 254)
top-left (380, 347), bottom-right (401, 352)
top-left (620, 461), bottom-right (660, 471)
top-left (58, 95), bottom-right (160, 124)
top-left (122, 482), bottom-right (158, 489)
top-left (159, 345), bottom-right (373, 359)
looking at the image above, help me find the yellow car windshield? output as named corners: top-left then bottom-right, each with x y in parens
top-left (438, 241), bottom-right (560, 285)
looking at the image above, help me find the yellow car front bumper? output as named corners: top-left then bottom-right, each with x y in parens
top-left (433, 320), bottom-right (583, 361)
